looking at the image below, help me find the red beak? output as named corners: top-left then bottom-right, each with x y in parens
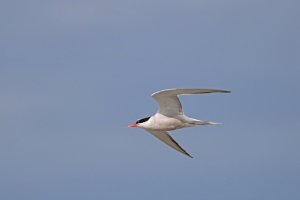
top-left (128, 123), bottom-right (138, 128)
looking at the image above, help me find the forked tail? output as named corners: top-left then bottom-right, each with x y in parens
top-left (194, 120), bottom-right (221, 125)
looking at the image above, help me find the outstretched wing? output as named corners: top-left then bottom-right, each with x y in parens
top-left (146, 130), bottom-right (193, 158)
top-left (151, 88), bottom-right (230, 116)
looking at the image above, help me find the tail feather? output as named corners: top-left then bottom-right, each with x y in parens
top-left (195, 121), bottom-right (221, 125)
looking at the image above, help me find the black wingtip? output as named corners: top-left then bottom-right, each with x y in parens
top-left (184, 151), bottom-right (193, 158)
top-left (187, 154), bottom-right (193, 158)
top-left (221, 90), bottom-right (231, 93)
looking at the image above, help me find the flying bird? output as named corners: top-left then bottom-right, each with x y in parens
top-left (128, 88), bottom-right (230, 158)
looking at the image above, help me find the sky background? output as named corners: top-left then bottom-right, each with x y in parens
top-left (1, 0), bottom-right (299, 199)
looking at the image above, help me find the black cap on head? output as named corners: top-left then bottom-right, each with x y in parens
top-left (136, 117), bottom-right (150, 124)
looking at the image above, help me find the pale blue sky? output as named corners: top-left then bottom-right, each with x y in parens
top-left (1, 0), bottom-right (299, 199)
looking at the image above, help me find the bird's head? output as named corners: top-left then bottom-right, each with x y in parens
top-left (128, 116), bottom-right (150, 128)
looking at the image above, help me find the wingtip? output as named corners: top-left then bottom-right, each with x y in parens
top-left (220, 90), bottom-right (231, 93)
top-left (187, 154), bottom-right (193, 158)
top-left (183, 151), bottom-right (193, 158)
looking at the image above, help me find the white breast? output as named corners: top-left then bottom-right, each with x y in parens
top-left (143, 113), bottom-right (185, 131)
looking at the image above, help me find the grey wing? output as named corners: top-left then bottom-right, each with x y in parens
top-left (151, 88), bottom-right (230, 116)
top-left (147, 130), bottom-right (193, 158)
top-left (151, 90), bottom-right (183, 116)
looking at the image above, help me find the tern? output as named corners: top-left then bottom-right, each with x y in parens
top-left (128, 88), bottom-right (230, 158)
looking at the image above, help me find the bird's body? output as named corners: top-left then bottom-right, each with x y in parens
top-left (128, 88), bottom-right (230, 158)
top-left (142, 113), bottom-right (213, 131)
